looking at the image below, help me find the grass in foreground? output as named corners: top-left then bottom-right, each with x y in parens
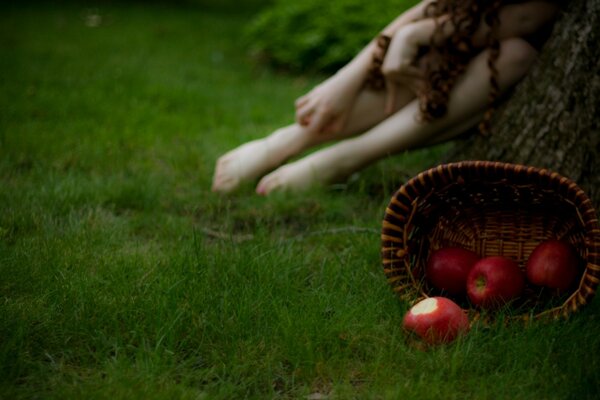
top-left (1, 2), bottom-right (599, 399)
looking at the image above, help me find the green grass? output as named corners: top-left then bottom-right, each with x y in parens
top-left (1, 2), bottom-right (599, 399)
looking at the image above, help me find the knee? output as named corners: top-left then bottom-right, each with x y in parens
top-left (498, 38), bottom-right (538, 76)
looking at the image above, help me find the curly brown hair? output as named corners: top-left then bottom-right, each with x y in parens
top-left (421, 0), bottom-right (503, 134)
top-left (365, 0), bottom-right (507, 134)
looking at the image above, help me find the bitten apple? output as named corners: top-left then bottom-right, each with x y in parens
top-left (467, 256), bottom-right (525, 309)
top-left (426, 247), bottom-right (480, 296)
top-left (526, 239), bottom-right (579, 291)
top-left (403, 297), bottom-right (470, 344)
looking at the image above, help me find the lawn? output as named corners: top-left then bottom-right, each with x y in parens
top-left (1, 2), bottom-right (599, 399)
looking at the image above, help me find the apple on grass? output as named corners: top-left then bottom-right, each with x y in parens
top-left (426, 247), bottom-right (480, 296)
top-left (403, 297), bottom-right (470, 344)
top-left (526, 239), bottom-right (579, 292)
top-left (467, 256), bottom-right (525, 309)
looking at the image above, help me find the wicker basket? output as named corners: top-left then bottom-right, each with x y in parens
top-left (381, 161), bottom-right (600, 320)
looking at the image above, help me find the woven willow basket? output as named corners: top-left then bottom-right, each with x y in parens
top-left (381, 161), bottom-right (600, 320)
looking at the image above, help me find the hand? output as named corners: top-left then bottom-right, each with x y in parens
top-left (294, 70), bottom-right (361, 135)
top-left (381, 25), bottom-right (425, 113)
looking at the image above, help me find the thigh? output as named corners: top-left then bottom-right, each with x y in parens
top-left (310, 37), bottom-right (535, 146)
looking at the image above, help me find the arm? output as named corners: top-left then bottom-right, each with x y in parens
top-left (333, 0), bottom-right (436, 87)
top-left (380, 1), bottom-right (560, 111)
top-left (295, 0), bottom-right (435, 134)
top-left (392, 1), bottom-right (560, 50)
top-left (481, 1), bottom-right (560, 44)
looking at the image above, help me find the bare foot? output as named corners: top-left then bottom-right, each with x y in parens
top-left (255, 161), bottom-right (317, 195)
top-left (212, 126), bottom-right (307, 193)
top-left (255, 146), bottom-right (354, 195)
top-left (211, 139), bottom-right (274, 193)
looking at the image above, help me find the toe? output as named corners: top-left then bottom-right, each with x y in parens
top-left (256, 175), bottom-right (276, 195)
top-left (212, 175), bottom-right (238, 193)
top-left (255, 180), bottom-right (267, 195)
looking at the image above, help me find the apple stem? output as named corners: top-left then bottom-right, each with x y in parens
top-left (476, 276), bottom-right (487, 291)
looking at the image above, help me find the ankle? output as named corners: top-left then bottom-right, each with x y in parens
top-left (265, 125), bottom-right (306, 161)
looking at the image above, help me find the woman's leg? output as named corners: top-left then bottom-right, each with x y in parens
top-left (211, 88), bottom-right (415, 193)
top-left (211, 83), bottom-right (416, 193)
top-left (256, 38), bottom-right (537, 194)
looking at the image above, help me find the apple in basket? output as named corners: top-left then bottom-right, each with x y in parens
top-left (403, 297), bottom-right (470, 344)
top-left (526, 239), bottom-right (579, 291)
top-left (467, 256), bottom-right (525, 309)
top-left (426, 247), bottom-right (480, 296)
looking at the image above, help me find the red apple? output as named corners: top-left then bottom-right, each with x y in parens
top-left (526, 240), bottom-right (579, 291)
top-left (467, 256), bottom-right (525, 309)
top-left (403, 297), bottom-right (470, 344)
top-left (426, 247), bottom-right (480, 296)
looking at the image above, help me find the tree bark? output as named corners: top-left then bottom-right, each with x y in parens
top-left (449, 0), bottom-right (600, 207)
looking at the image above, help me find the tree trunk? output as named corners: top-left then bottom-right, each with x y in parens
top-left (449, 0), bottom-right (600, 207)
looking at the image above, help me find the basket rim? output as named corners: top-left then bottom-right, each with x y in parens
top-left (381, 160), bottom-right (600, 320)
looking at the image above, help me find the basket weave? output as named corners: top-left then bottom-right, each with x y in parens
top-left (381, 161), bottom-right (600, 320)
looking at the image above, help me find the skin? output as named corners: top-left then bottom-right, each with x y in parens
top-left (212, 1), bottom-right (559, 195)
